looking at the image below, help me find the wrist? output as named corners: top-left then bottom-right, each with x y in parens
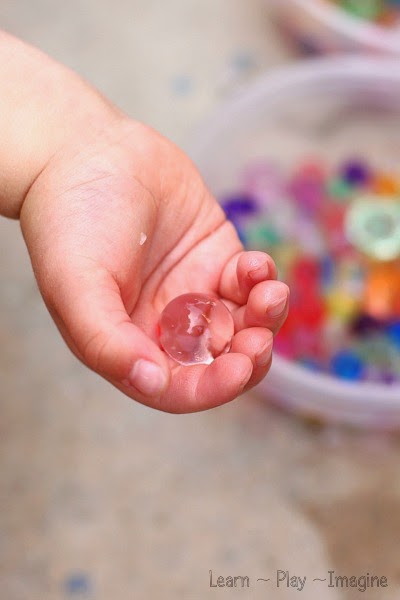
top-left (0, 30), bottom-right (122, 219)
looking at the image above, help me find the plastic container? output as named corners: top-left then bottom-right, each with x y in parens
top-left (189, 56), bottom-right (400, 429)
top-left (271, 0), bottom-right (400, 56)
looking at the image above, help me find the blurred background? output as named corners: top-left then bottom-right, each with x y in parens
top-left (1, 1), bottom-right (400, 599)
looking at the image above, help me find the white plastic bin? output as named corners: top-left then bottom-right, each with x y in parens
top-left (190, 56), bottom-right (400, 429)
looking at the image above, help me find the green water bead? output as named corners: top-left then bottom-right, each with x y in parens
top-left (341, 0), bottom-right (384, 20)
top-left (356, 336), bottom-right (392, 367)
top-left (244, 223), bottom-right (281, 249)
top-left (327, 177), bottom-right (353, 202)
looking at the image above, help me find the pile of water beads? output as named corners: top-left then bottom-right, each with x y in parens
top-left (220, 157), bottom-right (400, 384)
top-left (328, 0), bottom-right (400, 25)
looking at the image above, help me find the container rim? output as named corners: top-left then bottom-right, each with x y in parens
top-left (270, 355), bottom-right (400, 408)
top-left (286, 0), bottom-right (400, 54)
top-left (190, 55), bottom-right (400, 161)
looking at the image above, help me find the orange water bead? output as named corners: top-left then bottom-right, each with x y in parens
top-left (371, 172), bottom-right (400, 196)
top-left (376, 8), bottom-right (399, 26)
top-left (363, 261), bottom-right (400, 320)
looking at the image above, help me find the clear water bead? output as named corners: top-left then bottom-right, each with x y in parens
top-left (159, 293), bottom-right (235, 366)
top-left (345, 196), bottom-right (400, 261)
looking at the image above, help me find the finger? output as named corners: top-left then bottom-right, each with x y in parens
top-left (155, 353), bottom-right (253, 413)
top-left (233, 280), bottom-right (290, 335)
top-left (42, 267), bottom-right (171, 401)
top-left (219, 250), bottom-right (277, 305)
top-left (230, 327), bottom-right (273, 389)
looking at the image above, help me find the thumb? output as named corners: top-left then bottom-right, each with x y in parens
top-left (40, 266), bottom-right (171, 402)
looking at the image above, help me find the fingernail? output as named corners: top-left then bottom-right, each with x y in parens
top-left (239, 364), bottom-right (253, 392)
top-left (267, 294), bottom-right (288, 318)
top-left (255, 340), bottom-right (273, 367)
top-left (248, 260), bottom-right (269, 281)
top-left (129, 359), bottom-right (167, 396)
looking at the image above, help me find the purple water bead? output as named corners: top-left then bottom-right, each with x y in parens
top-left (380, 371), bottom-right (398, 385)
top-left (220, 194), bottom-right (260, 224)
top-left (351, 313), bottom-right (384, 337)
top-left (340, 159), bottom-right (370, 187)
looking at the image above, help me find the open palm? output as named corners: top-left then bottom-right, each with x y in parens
top-left (21, 119), bottom-right (289, 412)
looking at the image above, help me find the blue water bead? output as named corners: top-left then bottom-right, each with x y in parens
top-left (386, 321), bottom-right (400, 350)
top-left (220, 194), bottom-right (260, 224)
top-left (299, 357), bottom-right (322, 372)
top-left (340, 159), bottom-right (370, 187)
top-left (330, 349), bottom-right (365, 381)
top-left (320, 255), bottom-right (335, 289)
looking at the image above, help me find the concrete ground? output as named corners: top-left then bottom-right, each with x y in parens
top-left (1, 2), bottom-right (400, 599)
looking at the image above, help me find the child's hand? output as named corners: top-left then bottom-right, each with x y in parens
top-left (21, 118), bottom-right (289, 412)
top-left (0, 31), bottom-right (288, 412)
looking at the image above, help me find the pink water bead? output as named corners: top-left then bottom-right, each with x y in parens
top-left (159, 293), bottom-right (235, 366)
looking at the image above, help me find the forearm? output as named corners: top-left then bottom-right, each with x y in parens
top-left (0, 30), bottom-right (120, 219)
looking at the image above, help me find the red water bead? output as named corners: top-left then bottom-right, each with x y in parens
top-left (289, 284), bottom-right (326, 330)
top-left (277, 314), bottom-right (305, 358)
top-left (290, 257), bottom-right (321, 290)
top-left (289, 259), bottom-right (322, 313)
top-left (159, 293), bottom-right (235, 365)
top-left (299, 295), bottom-right (326, 329)
top-left (276, 294), bottom-right (325, 359)
top-left (274, 332), bottom-right (296, 360)
top-left (278, 304), bottom-right (301, 338)
top-left (297, 160), bottom-right (327, 180)
top-left (320, 203), bottom-right (349, 256)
